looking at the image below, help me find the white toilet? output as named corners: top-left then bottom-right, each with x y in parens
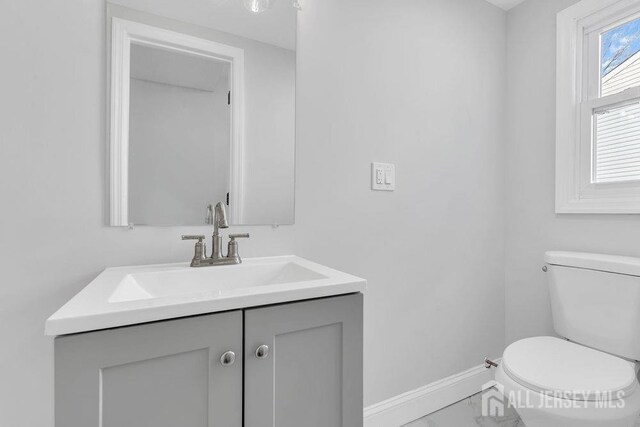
top-left (495, 251), bottom-right (640, 427)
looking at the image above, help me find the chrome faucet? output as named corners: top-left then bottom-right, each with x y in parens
top-left (211, 202), bottom-right (229, 260)
top-left (182, 202), bottom-right (250, 267)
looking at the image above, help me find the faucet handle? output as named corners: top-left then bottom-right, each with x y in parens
top-left (182, 235), bottom-right (205, 242)
top-left (227, 234), bottom-right (249, 262)
top-left (182, 235), bottom-right (206, 267)
top-left (228, 233), bottom-right (250, 241)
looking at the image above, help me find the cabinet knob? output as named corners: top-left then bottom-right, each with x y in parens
top-left (255, 344), bottom-right (269, 359)
top-left (220, 351), bottom-right (236, 366)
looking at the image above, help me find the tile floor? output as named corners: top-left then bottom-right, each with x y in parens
top-left (403, 391), bottom-right (640, 427)
top-left (402, 391), bottom-right (523, 427)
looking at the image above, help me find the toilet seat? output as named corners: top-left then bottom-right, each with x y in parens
top-left (502, 336), bottom-right (637, 401)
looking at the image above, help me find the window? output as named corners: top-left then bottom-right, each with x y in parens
top-left (557, 0), bottom-right (640, 213)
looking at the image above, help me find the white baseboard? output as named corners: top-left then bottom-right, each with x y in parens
top-left (363, 360), bottom-right (500, 427)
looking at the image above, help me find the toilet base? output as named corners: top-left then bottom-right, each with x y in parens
top-left (494, 364), bottom-right (640, 427)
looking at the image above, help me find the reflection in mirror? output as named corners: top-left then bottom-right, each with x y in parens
top-left (108, 1), bottom-right (296, 227)
top-left (129, 44), bottom-right (231, 225)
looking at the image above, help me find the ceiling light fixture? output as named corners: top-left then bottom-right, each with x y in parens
top-left (242, 0), bottom-right (274, 13)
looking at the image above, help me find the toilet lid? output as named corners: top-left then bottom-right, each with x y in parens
top-left (502, 336), bottom-right (637, 401)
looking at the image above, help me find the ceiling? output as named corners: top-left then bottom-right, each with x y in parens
top-left (484, 0), bottom-right (526, 10)
top-left (110, 0), bottom-right (297, 51)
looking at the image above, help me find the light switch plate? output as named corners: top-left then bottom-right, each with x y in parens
top-left (371, 162), bottom-right (395, 191)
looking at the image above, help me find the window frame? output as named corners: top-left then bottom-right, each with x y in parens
top-left (556, 0), bottom-right (640, 213)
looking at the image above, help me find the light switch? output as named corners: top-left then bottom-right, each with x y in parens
top-left (385, 169), bottom-right (393, 185)
top-left (371, 162), bottom-right (395, 191)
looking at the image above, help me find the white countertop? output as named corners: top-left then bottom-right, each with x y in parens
top-left (45, 256), bottom-right (366, 336)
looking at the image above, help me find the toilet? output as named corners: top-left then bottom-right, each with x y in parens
top-left (495, 251), bottom-right (640, 427)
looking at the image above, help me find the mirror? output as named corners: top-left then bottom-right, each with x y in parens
top-left (108, 1), bottom-right (296, 226)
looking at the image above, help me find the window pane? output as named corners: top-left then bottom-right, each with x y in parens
top-left (594, 102), bottom-right (640, 183)
top-left (601, 17), bottom-right (640, 97)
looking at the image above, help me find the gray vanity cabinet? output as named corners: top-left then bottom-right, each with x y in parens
top-left (55, 294), bottom-right (363, 427)
top-left (244, 293), bottom-right (363, 427)
top-left (55, 311), bottom-right (243, 427)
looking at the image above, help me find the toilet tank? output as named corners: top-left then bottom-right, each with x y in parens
top-left (545, 251), bottom-right (640, 361)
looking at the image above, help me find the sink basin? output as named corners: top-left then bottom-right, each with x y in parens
top-left (109, 261), bottom-right (327, 303)
top-left (46, 256), bottom-right (366, 336)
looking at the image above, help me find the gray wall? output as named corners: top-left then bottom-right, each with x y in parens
top-left (0, 0), bottom-right (508, 425)
top-left (294, 0), bottom-right (507, 406)
top-left (505, 0), bottom-right (640, 344)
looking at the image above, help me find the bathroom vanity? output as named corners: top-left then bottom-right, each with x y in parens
top-left (46, 3), bottom-right (366, 424)
top-left (47, 256), bottom-right (365, 427)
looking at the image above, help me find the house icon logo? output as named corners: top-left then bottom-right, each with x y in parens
top-left (481, 380), bottom-right (505, 417)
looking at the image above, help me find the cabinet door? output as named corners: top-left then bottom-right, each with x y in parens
top-left (55, 311), bottom-right (242, 427)
top-left (244, 293), bottom-right (363, 427)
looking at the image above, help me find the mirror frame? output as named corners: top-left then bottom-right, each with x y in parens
top-left (109, 17), bottom-right (245, 226)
